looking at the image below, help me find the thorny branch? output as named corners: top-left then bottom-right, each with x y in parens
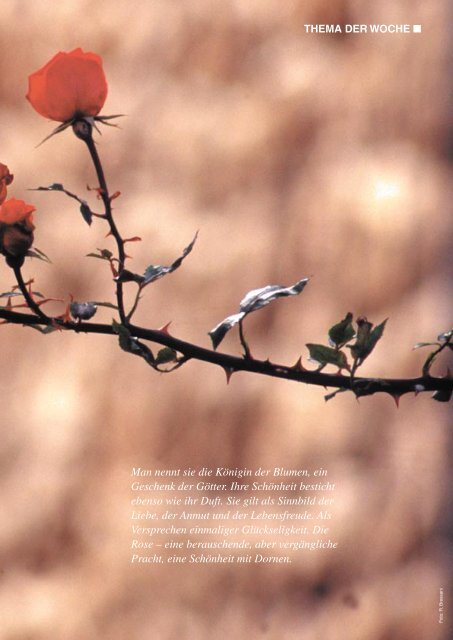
top-left (0, 306), bottom-right (451, 402)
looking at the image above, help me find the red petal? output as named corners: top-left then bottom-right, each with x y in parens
top-left (27, 49), bottom-right (107, 122)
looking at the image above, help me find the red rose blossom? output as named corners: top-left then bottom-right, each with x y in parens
top-left (26, 48), bottom-right (108, 122)
top-left (0, 198), bottom-right (36, 259)
top-left (0, 163), bottom-right (14, 205)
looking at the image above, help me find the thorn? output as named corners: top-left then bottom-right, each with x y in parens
top-left (223, 367), bottom-right (234, 384)
top-left (124, 236), bottom-right (142, 243)
top-left (158, 321), bottom-right (172, 335)
top-left (6, 296), bottom-right (12, 310)
top-left (292, 356), bottom-right (305, 371)
top-left (50, 319), bottom-right (65, 332)
top-left (390, 393), bottom-right (401, 408)
top-left (110, 191), bottom-right (121, 201)
top-left (105, 230), bottom-right (113, 238)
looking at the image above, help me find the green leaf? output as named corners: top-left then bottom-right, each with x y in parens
top-left (115, 269), bottom-right (145, 284)
top-left (432, 388), bottom-right (453, 403)
top-left (155, 347), bottom-right (178, 365)
top-left (112, 319), bottom-right (131, 351)
top-left (348, 318), bottom-right (387, 366)
top-left (209, 278), bottom-right (309, 349)
top-left (80, 203), bottom-right (93, 226)
top-left (86, 248), bottom-right (113, 260)
top-left (143, 265), bottom-right (161, 283)
top-left (32, 183), bottom-right (92, 225)
top-left (369, 319), bottom-right (387, 346)
top-left (328, 312), bottom-right (355, 348)
top-left (111, 320), bottom-right (154, 365)
top-left (127, 339), bottom-right (154, 365)
top-left (33, 183), bottom-right (64, 192)
top-left (306, 344), bottom-right (350, 371)
top-left (142, 232), bottom-right (199, 287)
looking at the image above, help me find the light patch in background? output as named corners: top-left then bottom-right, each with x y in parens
top-left (327, 145), bottom-right (446, 238)
top-left (372, 178), bottom-right (401, 202)
top-left (366, 169), bottom-right (412, 234)
top-left (30, 370), bottom-right (92, 456)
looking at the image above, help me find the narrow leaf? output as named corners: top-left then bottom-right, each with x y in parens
top-left (86, 248), bottom-right (114, 260)
top-left (142, 232), bottom-right (198, 287)
top-left (33, 183), bottom-right (64, 192)
top-left (209, 312), bottom-right (246, 349)
top-left (208, 277), bottom-right (309, 349)
top-left (239, 278), bottom-right (309, 314)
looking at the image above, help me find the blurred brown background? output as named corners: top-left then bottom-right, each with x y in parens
top-left (0, 1), bottom-right (451, 639)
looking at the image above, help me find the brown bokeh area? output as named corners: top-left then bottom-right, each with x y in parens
top-left (0, 1), bottom-right (451, 639)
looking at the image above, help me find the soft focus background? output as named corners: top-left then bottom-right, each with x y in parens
top-left (0, 1), bottom-right (451, 639)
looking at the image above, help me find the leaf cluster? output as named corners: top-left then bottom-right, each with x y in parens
top-left (306, 313), bottom-right (387, 374)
